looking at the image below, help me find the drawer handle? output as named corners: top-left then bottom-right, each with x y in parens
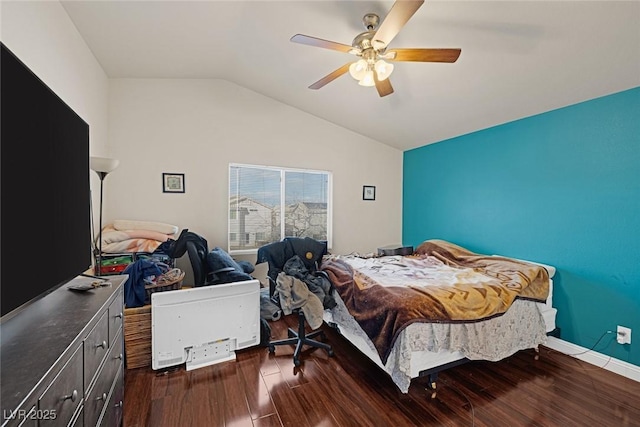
top-left (96, 392), bottom-right (108, 402)
top-left (115, 312), bottom-right (123, 319)
top-left (115, 353), bottom-right (123, 360)
top-left (96, 340), bottom-right (107, 349)
top-left (63, 390), bottom-right (78, 402)
top-left (115, 401), bottom-right (123, 408)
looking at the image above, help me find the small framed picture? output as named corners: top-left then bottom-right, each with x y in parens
top-left (363, 185), bottom-right (376, 201)
top-left (162, 173), bottom-right (185, 193)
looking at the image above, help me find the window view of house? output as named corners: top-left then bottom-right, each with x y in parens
top-left (229, 164), bottom-right (331, 252)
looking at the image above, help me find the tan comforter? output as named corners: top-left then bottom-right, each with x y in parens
top-left (320, 239), bottom-right (549, 363)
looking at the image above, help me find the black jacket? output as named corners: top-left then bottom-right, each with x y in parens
top-left (256, 237), bottom-right (334, 309)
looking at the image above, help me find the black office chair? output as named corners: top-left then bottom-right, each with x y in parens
top-left (257, 237), bottom-right (334, 367)
top-left (185, 239), bottom-right (209, 287)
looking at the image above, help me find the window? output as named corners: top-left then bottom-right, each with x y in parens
top-left (229, 164), bottom-right (332, 253)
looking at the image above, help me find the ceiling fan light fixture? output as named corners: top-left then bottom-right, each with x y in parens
top-left (358, 70), bottom-right (376, 87)
top-left (291, 0), bottom-right (460, 97)
top-left (379, 51), bottom-right (396, 60)
top-left (349, 59), bottom-right (368, 81)
top-left (374, 60), bottom-right (394, 81)
top-left (371, 40), bottom-right (386, 51)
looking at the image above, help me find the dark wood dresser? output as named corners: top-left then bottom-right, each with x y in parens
top-left (1, 275), bottom-right (126, 427)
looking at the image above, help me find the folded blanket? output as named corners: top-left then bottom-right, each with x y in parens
top-left (101, 239), bottom-right (164, 254)
top-left (113, 219), bottom-right (178, 235)
top-left (112, 219), bottom-right (178, 235)
top-left (101, 228), bottom-right (172, 244)
top-left (99, 222), bottom-right (177, 254)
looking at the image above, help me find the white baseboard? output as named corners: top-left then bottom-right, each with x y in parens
top-left (545, 336), bottom-right (640, 383)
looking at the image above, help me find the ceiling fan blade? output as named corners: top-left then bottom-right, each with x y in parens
top-left (373, 0), bottom-right (424, 48)
top-left (291, 34), bottom-right (354, 53)
top-left (374, 73), bottom-right (394, 97)
top-left (309, 63), bottom-right (352, 90)
top-left (390, 48), bottom-right (461, 63)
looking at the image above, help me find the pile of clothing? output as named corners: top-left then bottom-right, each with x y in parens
top-left (257, 237), bottom-right (336, 330)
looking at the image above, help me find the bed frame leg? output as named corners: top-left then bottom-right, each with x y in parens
top-left (426, 373), bottom-right (437, 399)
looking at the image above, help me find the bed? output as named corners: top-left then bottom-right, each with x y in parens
top-left (320, 239), bottom-right (557, 395)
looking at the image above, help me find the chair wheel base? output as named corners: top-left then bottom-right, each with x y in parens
top-left (267, 311), bottom-right (333, 365)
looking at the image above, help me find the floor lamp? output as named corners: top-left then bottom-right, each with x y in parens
top-left (90, 156), bottom-right (119, 276)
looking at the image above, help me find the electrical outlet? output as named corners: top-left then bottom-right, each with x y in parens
top-left (617, 325), bottom-right (631, 345)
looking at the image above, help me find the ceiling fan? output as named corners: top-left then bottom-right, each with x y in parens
top-left (291, 0), bottom-right (461, 97)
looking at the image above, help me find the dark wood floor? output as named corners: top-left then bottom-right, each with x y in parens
top-left (124, 315), bottom-right (640, 427)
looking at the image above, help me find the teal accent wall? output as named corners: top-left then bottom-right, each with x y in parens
top-left (403, 87), bottom-right (640, 366)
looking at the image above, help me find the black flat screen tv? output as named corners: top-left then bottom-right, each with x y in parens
top-left (1, 42), bottom-right (91, 319)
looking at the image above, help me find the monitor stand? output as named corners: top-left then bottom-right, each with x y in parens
top-left (186, 338), bottom-right (237, 371)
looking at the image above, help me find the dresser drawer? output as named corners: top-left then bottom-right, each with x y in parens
top-left (38, 345), bottom-right (83, 427)
top-left (70, 406), bottom-right (84, 427)
top-left (84, 311), bottom-right (109, 392)
top-left (98, 366), bottom-right (124, 427)
top-left (1, 276), bottom-right (126, 427)
top-left (108, 291), bottom-right (124, 346)
top-left (84, 330), bottom-right (123, 427)
top-left (16, 403), bottom-right (38, 427)
top-left (1, 398), bottom-right (38, 427)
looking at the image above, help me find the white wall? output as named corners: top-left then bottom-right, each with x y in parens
top-left (1, 1), bottom-right (403, 283)
top-left (107, 79), bottom-right (403, 274)
top-left (1, 0), bottom-right (110, 243)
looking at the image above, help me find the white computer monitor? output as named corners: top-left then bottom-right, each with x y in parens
top-left (151, 279), bottom-right (260, 371)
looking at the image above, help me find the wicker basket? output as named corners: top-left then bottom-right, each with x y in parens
top-left (144, 268), bottom-right (184, 304)
top-left (123, 305), bottom-right (152, 369)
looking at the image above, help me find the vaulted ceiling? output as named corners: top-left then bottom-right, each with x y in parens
top-left (61, 1), bottom-right (640, 151)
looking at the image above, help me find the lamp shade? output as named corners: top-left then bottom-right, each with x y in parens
top-left (90, 156), bottom-right (119, 174)
top-left (349, 59), bottom-right (368, 81)
top-left (358, 70), bottom-right (375, 87)
top-left (374, 60), bottom-right (394, 81)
